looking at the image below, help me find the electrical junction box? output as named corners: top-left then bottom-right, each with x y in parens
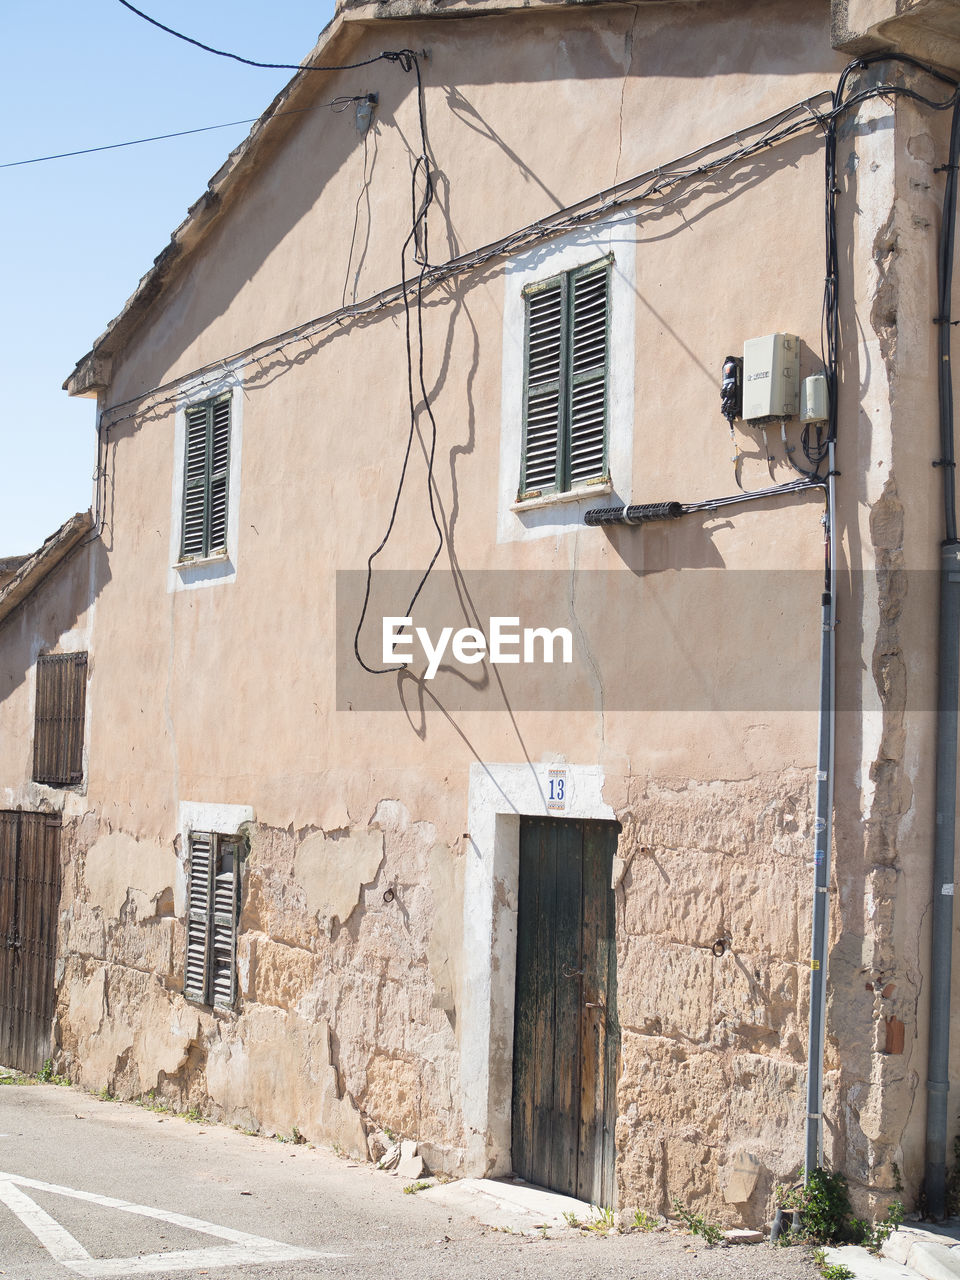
top-left (742, 333), bottom-right (800, 420)
top-left (801, 372), bottom-right (829, 423)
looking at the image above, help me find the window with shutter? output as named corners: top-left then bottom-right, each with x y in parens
top-left (180, 395), bottom-right (231, 560)
top-left (520, 257), bottom-right (611, 500)
top-left (33, 652), bottom-right (87, 786)
top-left (185, 831), bottom-right (241, 1008)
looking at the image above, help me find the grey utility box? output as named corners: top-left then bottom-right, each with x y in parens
top-left (742, 333), bottom-right (800, 420)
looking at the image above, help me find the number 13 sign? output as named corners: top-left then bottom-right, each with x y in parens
top-left (547, 767), bottom-right (567, 812)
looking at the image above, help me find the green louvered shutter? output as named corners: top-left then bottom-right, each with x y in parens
top-left (568, 262), bottom-right (609, 486)
top-left (210, 838), bottom-right (240, 1008)
top-left (181, 405), bottom-right (209, 559)
top-left (185, 833), bottom-right (213, 1002)
top-left (209, 398), bottom-right (230, 553)
top-left (180, 395), bottom-right (230, 559)
top-left (521, 277), bottom-right (564, 498)
top-left (520, 258), bottom-right (610, 499)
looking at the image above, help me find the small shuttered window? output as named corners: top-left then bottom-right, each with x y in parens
top-left (185, 831), bottom-right (242, 1009)
top-left (520, 256), bottom-right (611, 500)
top-left (33, 652), bottom-right (87, 786)
top-left (180, 395), bottom-right (230, 560)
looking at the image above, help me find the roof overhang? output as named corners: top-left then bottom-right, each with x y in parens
top-left (0, 510), bottom-right (94, 627)
top-left (832, 0), bottom-right (960, 69)
top-left (72, 0), bottom-right (938, 401)
top-left (63, 0), bottom-right (700, 400)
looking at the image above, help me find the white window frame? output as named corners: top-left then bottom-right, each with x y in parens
top-left (498, 219), bottom-right (636, 544)
top-left (178, 801), bottom-right (254, 1011)
top-left (168, 366), bottom-right (244, 592)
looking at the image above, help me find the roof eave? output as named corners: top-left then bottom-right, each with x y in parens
top-left (0, 510), bottom-right (94, 627)
top-left (65, 5), bottom-right (361, 397)
top-left (64, 0), bottom-right (699, 398)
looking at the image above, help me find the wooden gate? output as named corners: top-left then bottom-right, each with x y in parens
top-left (0, 810), bottom-right (62, 1072)
top-left (512, 816), bottom-right (619, 1206)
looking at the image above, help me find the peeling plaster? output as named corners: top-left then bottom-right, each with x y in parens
top-left (427, 840), bottom-right (463, 1014)
top-left (293, 826), bottom-right (384, 928)
top-left (83, 831), bottom-right (174, 920)
top-left (176, 801), bottom-right (255, 913)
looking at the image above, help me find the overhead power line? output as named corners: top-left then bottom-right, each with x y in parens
top-left (115, 0), bottom-right (407, 72)
top-left (0, 99), bottom-right (365, 170)
top-left (97, 72), bottom-right (960, 435)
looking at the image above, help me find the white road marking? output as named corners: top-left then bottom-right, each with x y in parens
top-left (0, 1171), bottom-right (344, 1275)
top-left (0, 1180), bottom-right (91, 1262)
top-left (67, 1244), bottom-right (342, 1277)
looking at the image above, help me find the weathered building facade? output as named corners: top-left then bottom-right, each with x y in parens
top-left (5, 0), bottom-right (960, 1228)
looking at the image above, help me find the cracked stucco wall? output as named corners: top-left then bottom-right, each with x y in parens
top-left (49, 0), bottom-right (860, 1222)
top-left (11, 0), bottom-right (958, 1234)
top-left (821, 91), bottom-right (955, 1211)
top-left (56, 801), bottom-right (465, 1167)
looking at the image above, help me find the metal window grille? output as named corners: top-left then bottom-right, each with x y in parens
top-left (32, 653), bottom-right (87, 786)
top-left (185, 831), bottom-right (241, 1008)
top-left (520, 256), bottom-right (611, 500)
top-left (180, 394), bottom-right (231, 560)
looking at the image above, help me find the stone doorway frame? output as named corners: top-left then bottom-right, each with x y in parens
top-left (459, 761), bottom-right (617, 1178)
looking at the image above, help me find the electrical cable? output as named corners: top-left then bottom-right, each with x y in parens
top-left (935, 95), bottom-right (960, 543)
top-left (78, 414), bottom-right (108, 548)
top-left (584, 477), bottom-right (823, 526)
top-left (799, 51), bottom-right (960, 1185)
top-left (115, 0), bottom-right (407, 72)
top-left (802, 55), bottom-right (960, 472)
top-left (0, 99), bottom-right (366, 169)
top-left (925, 79), bottom-right (960, 1218)
top-left (84, 61), bottom-right (960, 633)
top-left (97, 78), bottom-right (957, 438)
top-left (94, 92), bottom-right (842, 432)
top-left (681, 476), bottom-right (824, 516)
top-left (351, 52), bottom-right (445, 676)
top-left (781, 420), bottom-right (822, 482)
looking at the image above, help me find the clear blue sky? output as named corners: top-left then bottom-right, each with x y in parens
top-left (0, 1), bottom-right (337, 555)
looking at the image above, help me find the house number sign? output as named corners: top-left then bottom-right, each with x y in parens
top-left (547, 767), bottom-right (567, 813)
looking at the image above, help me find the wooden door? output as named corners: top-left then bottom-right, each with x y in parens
top-left (512, 816), bottom-right (619, 1206)
top-left (0, 811), bottom-right (62, 1072)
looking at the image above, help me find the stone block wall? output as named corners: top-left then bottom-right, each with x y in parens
top-left (613, 769), bottom-right (815, 1222)
top-left (53, 801), bottom-right (465, 1172)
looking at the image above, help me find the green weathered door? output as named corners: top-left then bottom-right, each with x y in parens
top-left (512, 816), bottom-right (619, 1206)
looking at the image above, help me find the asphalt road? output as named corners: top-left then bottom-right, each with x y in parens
top-left (0, 1081), bottom-right (821, 1280)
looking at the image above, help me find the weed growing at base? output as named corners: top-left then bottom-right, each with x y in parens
top-left (671, 1197), bottom-right (724, 1246)
top-left (776, 1169), bottom-right (904, 1255)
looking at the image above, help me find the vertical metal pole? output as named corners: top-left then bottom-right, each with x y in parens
top-left (924, 95), bottom-right (960, 1219)
top-left (806, 445), bottom-right (837, 1179)
top-left (924, 542), bottom-right (960, 1217)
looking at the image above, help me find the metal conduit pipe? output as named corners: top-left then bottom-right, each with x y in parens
top-left (805, 443), bottom-right (837, 1178)
top-left (924, 92), bottom-right (960, 1219)
top-left (583, 480), bottom-right (823, 529)
top-left (584, 472), bottom-right (834, 1176)
top-left (926, 545), bottom-right (960, 1216)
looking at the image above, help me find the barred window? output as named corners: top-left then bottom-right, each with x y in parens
top-left (33, 653), bottom-right (87, 786)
